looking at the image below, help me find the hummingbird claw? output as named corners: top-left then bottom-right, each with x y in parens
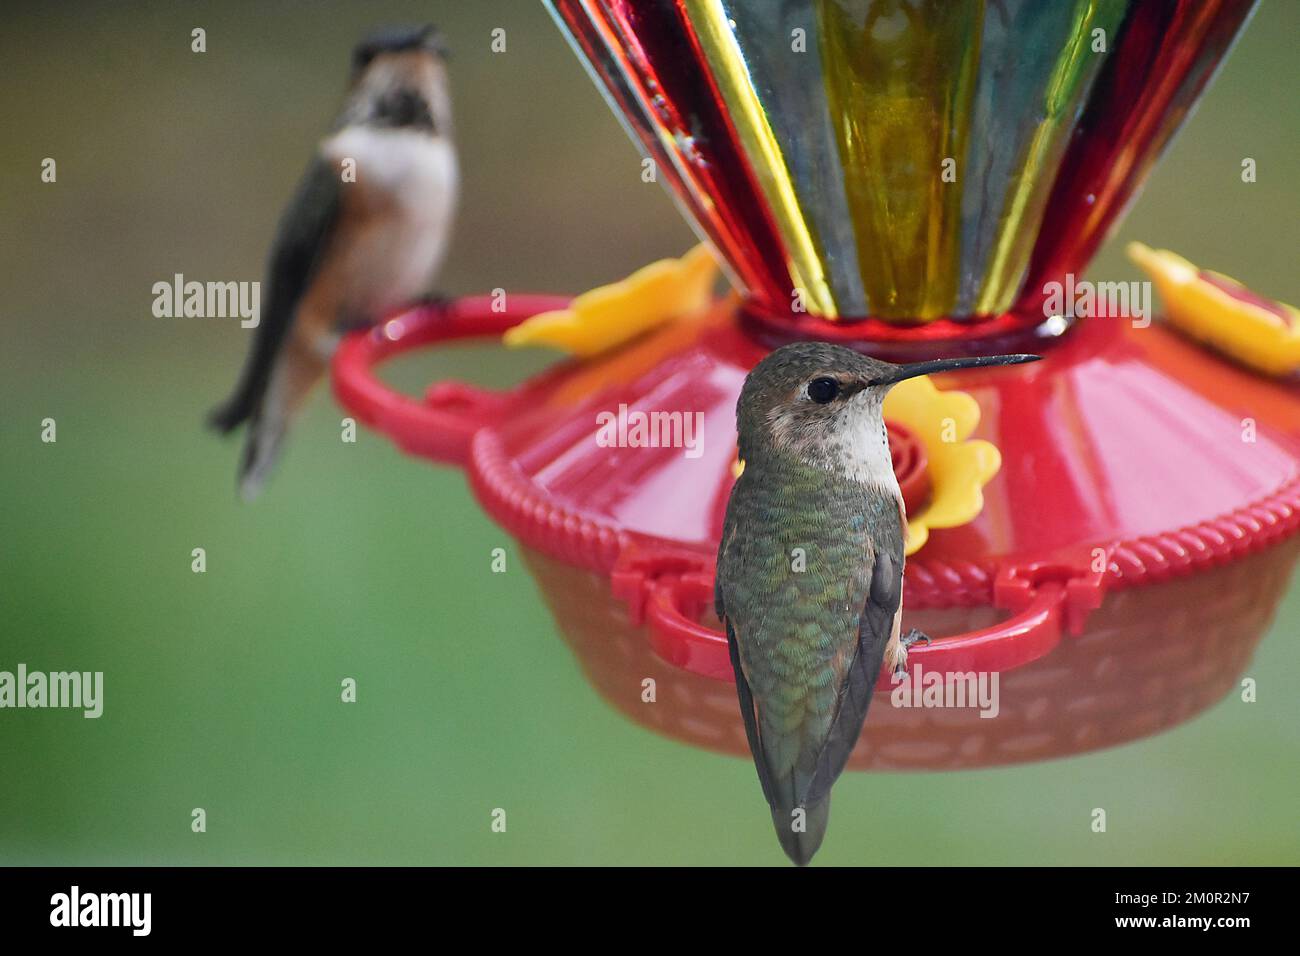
top-left (887, 629), bottom-right (929, 679)
top-left (901, 628), bottom-right (931, 650)
top-left (891, 629), bottom-right (931, 680)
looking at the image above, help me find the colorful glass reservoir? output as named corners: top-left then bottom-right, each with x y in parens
top-left (547, 0), bottom-right (1256, 323)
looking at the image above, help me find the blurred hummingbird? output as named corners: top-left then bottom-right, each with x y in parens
top-left (715, 342), bottom-right (1040, 864)
top-left (208, 24), bottom-right (458, 499)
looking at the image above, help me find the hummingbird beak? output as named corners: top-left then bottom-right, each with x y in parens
top-left (874, 353), bottom-right (1041, 386)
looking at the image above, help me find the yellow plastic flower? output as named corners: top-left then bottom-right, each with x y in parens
top-left (735, 375), bottom-right (1001, 555)
top-left (1127, 241), bottom-right (1300, 377)
top-left (504, 244), bottom-right (719, 357)
top-left (882, 375), bottom-right (1002, 555)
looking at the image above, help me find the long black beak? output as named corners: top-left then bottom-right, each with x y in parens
top-left (876, 353), bottom-right (1041, 386)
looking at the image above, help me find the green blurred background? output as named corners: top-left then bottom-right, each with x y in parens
top-left (1, 1), bottom-right (1297, 866)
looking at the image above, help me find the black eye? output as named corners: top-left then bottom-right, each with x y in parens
top-left (808, 377), bottom-right (840, 404)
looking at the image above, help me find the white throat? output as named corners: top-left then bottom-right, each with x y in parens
top-left (829, 392), bottom-right (900, 493)
top-left (323, 126), bottom-right (456, 200)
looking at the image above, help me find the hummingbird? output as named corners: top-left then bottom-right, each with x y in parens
top-left (208, 24), bottom-right (458, 499)
top-left (715, 342), bottom-right (1040, 864)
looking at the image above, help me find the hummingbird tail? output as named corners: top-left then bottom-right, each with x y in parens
top-left (231, 341), bottom-right (325, 500)
top-left (772, 797), bottom-right (830, 867)
top-left (236, 409), bottom-right (288, 502)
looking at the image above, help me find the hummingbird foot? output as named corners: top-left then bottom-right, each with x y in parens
top-left (889, 628), bottom-right (931, 679)
top-left (901, 628), bottom-right (931, 650)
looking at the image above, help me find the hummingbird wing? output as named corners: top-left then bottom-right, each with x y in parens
top-left (717, 522), bottom-right (778, 808)
top-left (725, 618), bottom-right (778, 809)
top-left (718, 470), bottom-right (904, 814)
top-left (722, 545), bottom-right (900, 814)
top-left (802, 547), bottom-right (900, 807)
top-left (207, 153), bottom-right (342, 433)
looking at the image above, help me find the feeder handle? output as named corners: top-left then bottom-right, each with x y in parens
top-left (331, 294), bottom-right (571, 466)
top-left (643, 574), bottom-right (1067, 687)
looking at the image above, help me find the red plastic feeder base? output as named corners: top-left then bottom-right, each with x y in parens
top-left (334, 295), bottom-right (1300, 770)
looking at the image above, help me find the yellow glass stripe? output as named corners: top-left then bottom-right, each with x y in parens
top-left (685, 0), bottom-right (838, 317)
top-left (817, 0), bottom-right (980, 321)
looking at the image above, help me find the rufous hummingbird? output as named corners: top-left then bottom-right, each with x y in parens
top-left (716, 342), bottom-right (1040, 864)
top-left (209, 24), bottom-right (458, 499)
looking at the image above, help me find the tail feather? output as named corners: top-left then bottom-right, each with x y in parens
top-left (207, 366), bottom-right (287, 500)
top-left (211, 336), bottom-right (324, 500)
top-left (772, 797), bottom-right (830, 867)
top-left (236, 410), bottom-right (288, 502)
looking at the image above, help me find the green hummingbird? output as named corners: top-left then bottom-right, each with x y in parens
top-left (715, 342), bottom-right (1040, 865)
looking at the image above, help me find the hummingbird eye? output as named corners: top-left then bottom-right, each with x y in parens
top-left (807, 377), bottom-right (840, 404)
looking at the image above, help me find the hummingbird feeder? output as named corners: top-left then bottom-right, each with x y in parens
top-left (333, 0), bottom-right (1300, 769)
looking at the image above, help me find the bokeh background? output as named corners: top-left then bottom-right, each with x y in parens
top-left (1, 1), bottom-right (1297, 865)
